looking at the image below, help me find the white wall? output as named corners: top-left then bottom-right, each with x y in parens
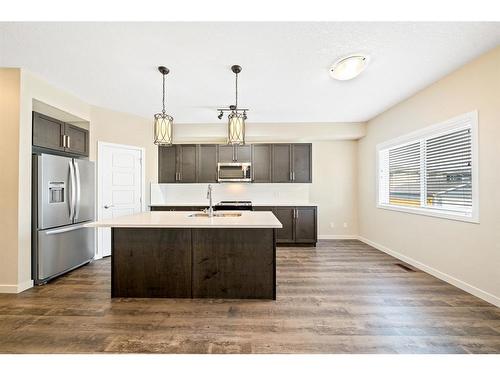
top-left (357, 46), bottom-right (500, 306)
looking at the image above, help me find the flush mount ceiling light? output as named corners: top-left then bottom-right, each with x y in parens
top-left (329, 54), bottom-right (370, 81)
top-left (153, 66), bottom-right (174, 146)
top-left (217, 65), bottom-right (249, 145)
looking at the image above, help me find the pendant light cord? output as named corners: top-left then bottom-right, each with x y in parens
top-left (162, 72), bottom-right (166, 114)
top-left (235, 72), bottom-right (238, 110)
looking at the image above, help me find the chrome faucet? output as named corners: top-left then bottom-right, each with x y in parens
top-left (205, 184), bottom-right (214, 217)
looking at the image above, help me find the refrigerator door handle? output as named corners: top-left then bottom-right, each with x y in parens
top-left (74, 161), bottom-right (81, 222)
top-left (69, 160), bottom-right (76, 221)
top-left (45, 223), bottom-right (87, 235)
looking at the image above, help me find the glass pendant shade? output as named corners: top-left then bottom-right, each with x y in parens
top-left (153, 112), bottom-right (173, 146)
top-left (227, 112), bottom-right (245, 145)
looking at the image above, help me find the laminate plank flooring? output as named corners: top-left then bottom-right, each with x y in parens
top-left (1, 240), bottom-right (499, 353)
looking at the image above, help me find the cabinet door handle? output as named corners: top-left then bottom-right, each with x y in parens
top-left (292, 171), bottom-right (295, 181)
top-left (295, 208), bottom-right (298, 219)
top-left (289, 171), bottom-right (293, 181)
top-left (66, 136), bottom-right (71, 149)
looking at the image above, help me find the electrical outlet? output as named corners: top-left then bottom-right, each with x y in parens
top-left (330, 222), bottom-right (335, 228)
top-left (343, 222), bottom-right (348, 228)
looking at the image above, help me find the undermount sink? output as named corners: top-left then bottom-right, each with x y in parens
top-left (188, 212), bottom-right (242, 218)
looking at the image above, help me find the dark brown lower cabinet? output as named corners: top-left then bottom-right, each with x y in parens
top-left (112, 228), bottom-right (192, 298)
top-left (273, 207), bottom-right (296, 244)
top-left (294, 207), bottom-right (317, 244)
top-left (149, 205), bottom-right (317, 246)
top-left (254, 206), bottom-right (317, 246)
top-left (150, 206), bottom-right (207, 211)
top-left (191, 228), bottom-right (275, 299)
top-left (111, 227), bottom-right (276, 299)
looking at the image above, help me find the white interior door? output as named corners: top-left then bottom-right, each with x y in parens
top-left (98, 143), bottom-right (144, 257)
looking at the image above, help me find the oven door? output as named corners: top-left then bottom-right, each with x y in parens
top-left (217, 163), bottom-right (252, 182)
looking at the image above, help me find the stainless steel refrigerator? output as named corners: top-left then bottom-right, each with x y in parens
top-left (32, 153), bottom-right (95, 284)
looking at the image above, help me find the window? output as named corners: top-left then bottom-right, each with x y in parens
top-left (377, 111), bottom-right (478, 223)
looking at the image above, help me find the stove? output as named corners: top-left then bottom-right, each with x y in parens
top-left (214, 201), bottom-right (253, 211)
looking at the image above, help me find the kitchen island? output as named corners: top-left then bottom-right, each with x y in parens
top-left (87, 211), bottom-right (282, 299)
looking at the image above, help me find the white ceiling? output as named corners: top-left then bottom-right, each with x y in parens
top-left (1, 22), bottom-right (499, 123)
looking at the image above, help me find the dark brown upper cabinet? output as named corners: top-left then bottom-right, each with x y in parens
top-left (32, 112), bottom-right (89, 157)
top-left (271, 143), bottom-right (312, 183)
top-left (218, 144), bottom-right (252, 163)
top-left (158, 146), bottom-right (178, 183)
top-left (158, 142), bottom-right (311, 184)
top-left (176, 145), bottom-right (198, 183)
top-left (158, 144), bottom-right (217, 183)
top-left (197, 144), bottom-right (218, 183)
top-left (158, 145), bottom-right (196, 183)
top-left (271, 144), bottom-right (292, 182)
top-left (32, 112), bottom-right (65, 151)
top-left (252, 144), bottom-right (272, 183)
top-left (291, 144), bottom-right (312, 183)
top-left (64, 123), bottom-right (89, 156)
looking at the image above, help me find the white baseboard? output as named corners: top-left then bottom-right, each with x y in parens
top-left (357, 235), bottom-right (500, 308)
top-left (318, 234), bottom-right (358, 240)
top-left (0, 280), bottom-right (33, 294)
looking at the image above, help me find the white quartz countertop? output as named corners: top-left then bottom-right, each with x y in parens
top-left (86, 211), bottom-right (283, 229)
top-left (149, 202), bottom-right (318, 207)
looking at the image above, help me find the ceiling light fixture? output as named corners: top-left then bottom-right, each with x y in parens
top-left (153, 66), bottom-right (174, 146)
top-left (329, 54), bottom-right (370, 81)
top-left (217, 65), bottom-right (248, 145)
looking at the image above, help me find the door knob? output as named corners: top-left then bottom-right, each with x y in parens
top-left (104, 204), bottom-right (114, 209)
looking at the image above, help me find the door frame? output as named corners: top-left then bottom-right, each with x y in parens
top-left (96, 141), bottom-right (146, 259)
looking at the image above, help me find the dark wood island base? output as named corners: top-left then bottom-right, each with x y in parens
top-left (111, 228), bottom-right (276, 299)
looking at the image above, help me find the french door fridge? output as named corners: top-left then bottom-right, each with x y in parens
top-left (32, 153), bottom-right (95, 284)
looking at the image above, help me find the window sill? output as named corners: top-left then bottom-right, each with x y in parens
top-left (376, 204), bottom-right (479, 224)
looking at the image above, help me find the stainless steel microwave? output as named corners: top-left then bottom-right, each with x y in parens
top-left (217, 162), bottom-right (252, 182)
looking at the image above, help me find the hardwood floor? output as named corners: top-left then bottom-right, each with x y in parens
top-left (1, 240), bottom-right (499, 353)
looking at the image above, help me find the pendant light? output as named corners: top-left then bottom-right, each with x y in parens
top-left (217, 65), bottom-right (248, 145)
top-left (153, 66), bottom-right (174, 146)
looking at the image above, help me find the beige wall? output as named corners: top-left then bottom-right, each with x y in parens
top-left (357, 46), bottom-right (500, 306)
top-left (0, 68), bottom-right (21, 291)
top-left (311, 141), bottom-right (358, 238)
top-left (89, 106), bottom-right (157, 205)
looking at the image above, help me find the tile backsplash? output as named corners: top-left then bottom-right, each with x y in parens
top-left (150, 183), bottom-right (311, 205)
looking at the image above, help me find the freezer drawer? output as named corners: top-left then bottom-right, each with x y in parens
top-left (34, 223), bottom-right (95, 283)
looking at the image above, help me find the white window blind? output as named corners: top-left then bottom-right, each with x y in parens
top-left (425, 128), bottom-right (472, 210)
top-left (388, 142), bottom-right (421, 207)
top-left (377, 111), bottom-right (478, 222)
